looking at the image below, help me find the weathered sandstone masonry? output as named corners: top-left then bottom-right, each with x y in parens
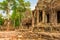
top-left (31, 0), bottom-right (60, 33)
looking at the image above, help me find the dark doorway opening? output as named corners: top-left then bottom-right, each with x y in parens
top-left (57, 11), bottom-right (60, 23)
top-left (39, 10), bottom-right (42, 22)
top-left (46, 14), bottom-right (50, 23)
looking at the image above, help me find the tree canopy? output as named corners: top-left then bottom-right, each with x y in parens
top-left (0, 0), bottom-right (31, 28)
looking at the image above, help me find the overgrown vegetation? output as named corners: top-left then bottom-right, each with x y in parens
top-left (0, 0), bottom-right (31, 30)
top-left (0, 14), bottom-right (4, 26)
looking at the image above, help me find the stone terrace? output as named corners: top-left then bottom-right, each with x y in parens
top-left (0, 31), bottom-right (60, 40)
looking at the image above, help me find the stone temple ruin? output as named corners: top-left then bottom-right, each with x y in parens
top-left (0, 0), bottom-right (60, 40)
top-left (23, 0), bottom-right (60, 32)
top-left (21, 0), bottom-right (60, 40)
top-left (31, 0), bottom-right (60, 33)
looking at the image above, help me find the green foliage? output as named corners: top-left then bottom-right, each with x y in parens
top-left (0, 18), bottom-right (4, 25)
top-left (0, 0), bottom-right (31, 27)
top-left (11, 10), bottom-right (16, 20)
top-left (0, 1), bottom-right (8, 10)
top-left (15, 18), bottom-right (20, 27)
top-left (0, 14), bottom-right (4, 25)
top-left (11, 18), bottom-right (20, 27)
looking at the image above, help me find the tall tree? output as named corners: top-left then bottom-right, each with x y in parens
top-left (17, 0), bottom-right (30, 26)
top-left (0, 0), bottom-right (14, 31)
top-left (0, 14), bottom-right (4, 28)
top-left (11, 0), bottom-right (30, 28)
top-left (0, 14), bottom-right (3, 25)
top-left (0, 0), bottom-right (30, 30)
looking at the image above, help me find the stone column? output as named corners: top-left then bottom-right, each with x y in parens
top-left (54, 10), bottom-right (57, 25)
top-left (50, 10), bottom-right (53, 24)
top-left (50, 9), bottom-right (56, 25)
top-left (45, 14), bottom-right (47, 23)
top-left (42, 10), bottom-right (45, 23)
top-left (32, 11), bottom-right (35, 27)
top-left (36, 10), bottom-right (39, 24)
top-left (34, 11), bottom-right (37, 24)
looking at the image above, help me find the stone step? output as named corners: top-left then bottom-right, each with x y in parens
top-left (19, 32), bottom-right (60, 39)
top-left (0, 38), bottom-right (10, 40)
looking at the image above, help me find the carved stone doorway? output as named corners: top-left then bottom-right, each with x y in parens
top-left (39, 10), bottom-right (42, 22)
top-left (57, 11), bottom-right (60, 23)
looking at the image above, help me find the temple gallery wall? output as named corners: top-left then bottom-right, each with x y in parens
top-left (22, 0), bottom-right (60, 33)
top-left (0, 0), bottom-right (60, 40)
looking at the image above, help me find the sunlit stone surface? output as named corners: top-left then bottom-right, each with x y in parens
top-left (0, 0), bottom-right (60, 40)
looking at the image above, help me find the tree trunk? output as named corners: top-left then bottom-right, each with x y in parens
top-left (19, 14), bottom-right (20, 29)
top-left (6, 12), bottom-right (10, 31)
top-left (6, 6), bottom-right (10, 31)
top-left (14, 20), bottom-right (15, 30)
top-left (6, 2), bottom-right (10, 31)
